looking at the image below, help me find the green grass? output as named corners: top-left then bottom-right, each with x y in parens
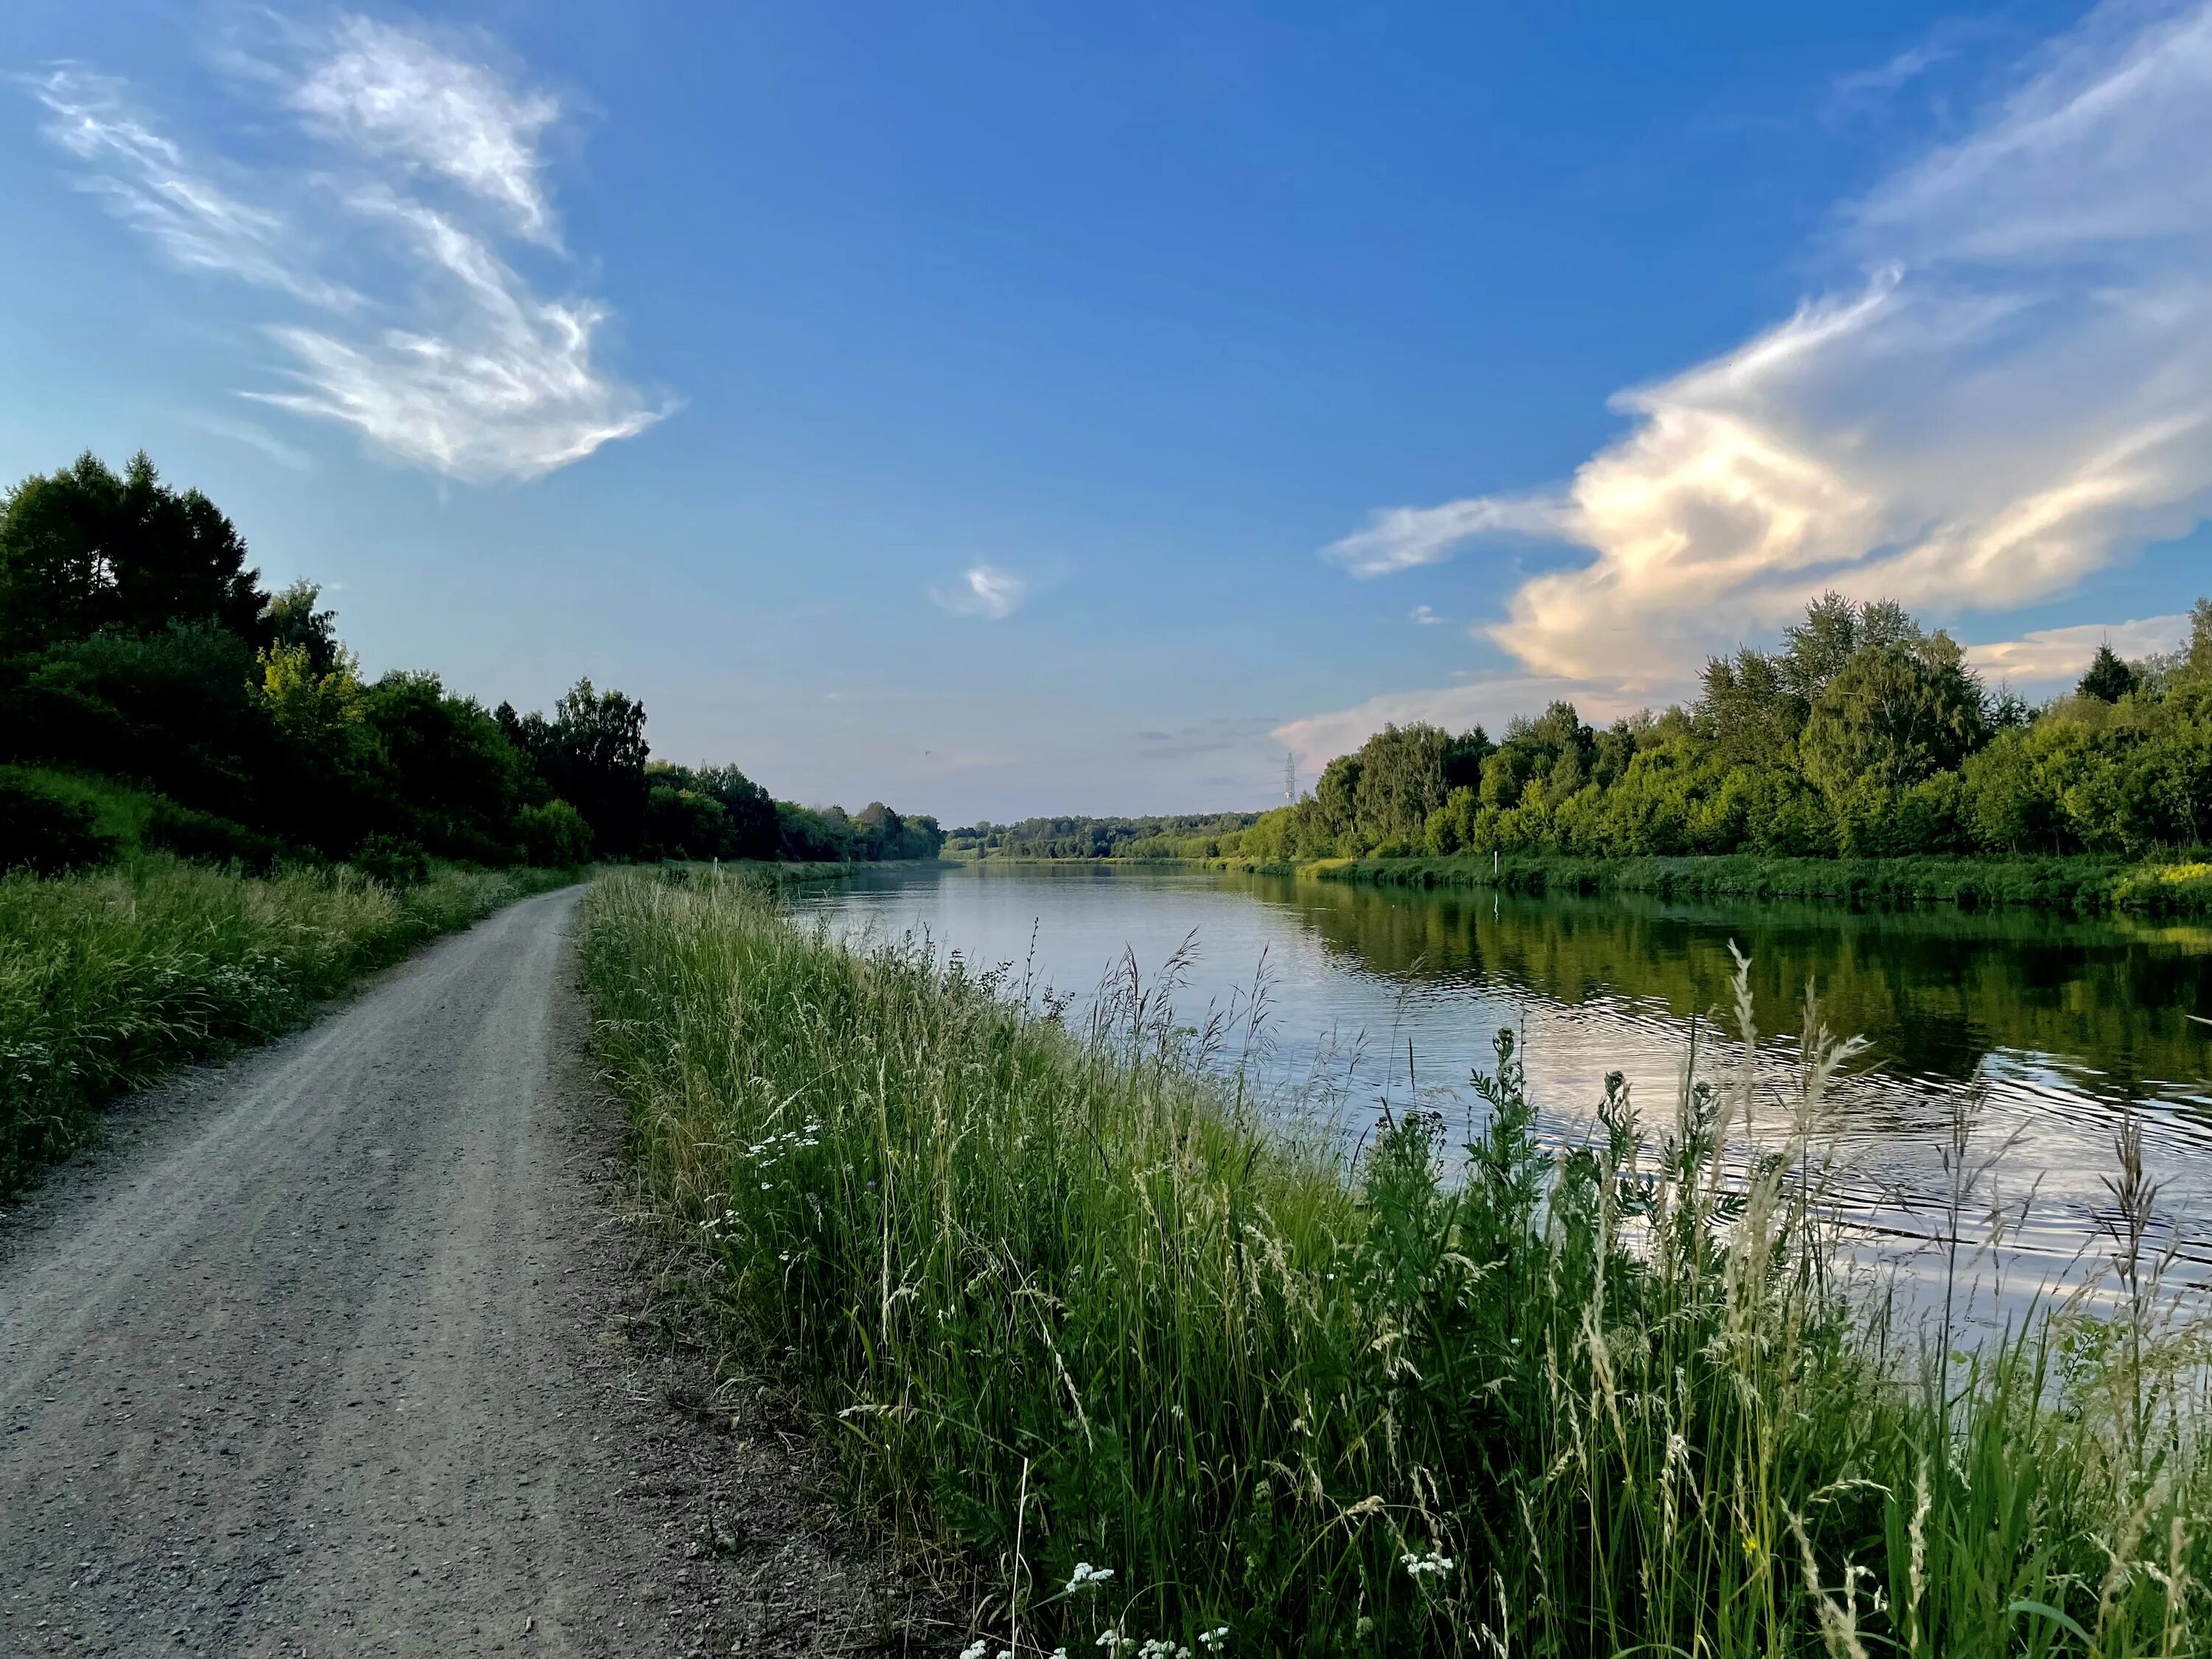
top-left (582, 867), bottom-right (2212, 1658)
top-left (0, 855), bottom-right (578, 1194)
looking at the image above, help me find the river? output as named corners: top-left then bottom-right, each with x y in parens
top-left (797, 861), bottom-right (2212, 1300)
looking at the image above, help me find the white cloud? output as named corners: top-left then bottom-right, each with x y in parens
top-left (1965, 613), bottom-right (2190, 683)
top-left (187, 410), bottom-right (315, 470)
top-left (1273, 674), bottom-right (1651, 774)
top-left (930, 563), bottom-right (1027, 620)
top-left (287, 15), bottom-right (560, 245)
top-left (1409, 604), bottom-right (1447, 625)
top-left (1831, 39), bottom-right (1955, 103)
top-left (31, 69), bottom-right (358, 310)
top-left (1324, 495), bottom-right (1565, 577)
top-left (1327, 0), bottom-right (2212, 690)
top-left (29, 19), bottom-right (660, 482)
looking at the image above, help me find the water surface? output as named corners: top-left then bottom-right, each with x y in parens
top-left (799, 863), bottom-right (2212, 1294)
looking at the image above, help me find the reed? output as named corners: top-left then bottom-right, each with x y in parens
top-left (0, 854), bottom-right (575, 1193)
top-left (582, 866), bottom-right (2211, 1657)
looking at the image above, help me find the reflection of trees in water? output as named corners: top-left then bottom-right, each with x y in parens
top-left (1223, 872), bottom-right (2212, 1103)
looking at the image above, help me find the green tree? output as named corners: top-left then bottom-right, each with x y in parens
top-left (2077, 642), bottom-right (2141, 703)
top-left (0, 451), bottom-right (268, 653)
top-left (263, 581), bottom-right (346, 680)
top-left (1799, 633), bottom-right (1989, 803)
top-left (546, 679), bottom-right (650, 858)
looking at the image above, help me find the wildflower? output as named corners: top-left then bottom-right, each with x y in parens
top-left (1402, 1549), bottom-right (1455, 1579)
top-left (1066, 1562), bottom-right (1115, 1593)
top-left (1197, 1629), bottom-right (1229, 1653)
top-left (759, 1181), bottom-right (772, 1190)
top-left (960, 1644), bottom-right (987, 1659)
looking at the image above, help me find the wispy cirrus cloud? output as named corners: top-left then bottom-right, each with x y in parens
top-left (29, 17), bottom-right (661, 481)
top-left (285, 15), bottom-right (560, 245)
top-left (1324, 495), bottom-right (1565, 577)
top-left (1325, 0), bottom-right (2212, 691)
top-left (929, 563), bottom-right (1028, 620)
top-left (32, 68), bottom-right (358, 310)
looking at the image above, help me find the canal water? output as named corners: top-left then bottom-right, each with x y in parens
top-left (797, 862), bottom-right (2212, 1301)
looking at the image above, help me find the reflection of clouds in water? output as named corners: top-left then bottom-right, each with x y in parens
top-left (801, 865), bottom-right (2212, 1294)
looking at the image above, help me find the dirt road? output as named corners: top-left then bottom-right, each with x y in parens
top-left (0, 886), bottom-right (904, 1658)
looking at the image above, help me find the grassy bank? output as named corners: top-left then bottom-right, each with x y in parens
top-left (582, 867), bottom-right (2209, 1658)
top-left (1120, 849), bottom-right (2212, 914)
top-left (0, 856), bottom-right (577, 1194)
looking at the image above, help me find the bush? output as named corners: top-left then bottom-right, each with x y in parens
top-left (515, 799), bottom-right (594, 867)
top-left (351, 833), bottom-right (430, 888)
top-left (0, 779), bottom-right (116, 874)
top-left (142, 799), bottom-right (285, 872)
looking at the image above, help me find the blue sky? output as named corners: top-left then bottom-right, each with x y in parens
top-left (6, 1), bottom-right (2211, 821)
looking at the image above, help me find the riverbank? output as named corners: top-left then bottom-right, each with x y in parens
top-left (0, 856), bottom-right (579, 1195)
top-left (678, 857), bottom-right (959, 886)
top-left (970, 849), bottom-right (2212, 913)
top-left (1318, 849), bottom-right (2212, 911)
top-left (581, 865), bottom-right (2205, 1658)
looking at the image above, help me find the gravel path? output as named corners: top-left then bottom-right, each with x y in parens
top-left (0, 885), bottom-right (917, 1658)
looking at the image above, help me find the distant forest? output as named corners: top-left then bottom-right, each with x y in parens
top-left (0, 451), bottom-right (942, 874)
top-left (946, 813), bottom-right (1262, 860)
top-left (984, 595), bottom-right (2212, 866)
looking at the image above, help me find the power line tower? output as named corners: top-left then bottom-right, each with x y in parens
top-left (1283, 750), bottom-right (1298, 804)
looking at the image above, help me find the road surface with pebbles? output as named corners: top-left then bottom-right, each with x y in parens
top-left (0, 884), bottom-right (911, 1658)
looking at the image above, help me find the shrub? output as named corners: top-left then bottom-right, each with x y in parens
top-left (515, 798), bottom-right (594, 867)
top-left (0, 779), bottom-right (115, 874)
top-left (141, 799), bottom-right (285, 872)
top-left (350, 833), bottom-right (430, 888)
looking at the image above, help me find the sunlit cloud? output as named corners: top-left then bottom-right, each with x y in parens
top-left (1966, 613), bottom-right (2190, 684)
top-left (930, 563), bottom-right (1027, 620)
top-left (28, 18), bottom-right (661, 481)
top-left (1409, 604), bottom-right (1447, 625)
top-left (1326, 0), bottom-right (2212, 690)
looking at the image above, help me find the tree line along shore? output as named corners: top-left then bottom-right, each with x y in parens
top-left (950, 595), bottom-right (2212, 911)
top-left (0, 449), bottom-right (945, 879)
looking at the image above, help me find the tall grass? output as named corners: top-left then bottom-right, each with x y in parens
top-left (0, 854), bottom-right (575, 1193)
top-left (582, 868), bottom-right (2212, 1657)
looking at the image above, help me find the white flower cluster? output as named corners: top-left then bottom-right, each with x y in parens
top-left (1065, 1562), bottom-right (1116, 1593)
top-left (1091, 1632), bottom-right (1191, 1658)
top-left (1402, 1548), bottom-right (1455, 1579)
top-left (955, 1644), bottom-right (1012, 1659)
top-left (742, 1123), bottom-right (823, 1167)
top-left (1197, 1627), bottom-right (1229, 1652)
top-left (697, 1207), bottom-right (744, 1239)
